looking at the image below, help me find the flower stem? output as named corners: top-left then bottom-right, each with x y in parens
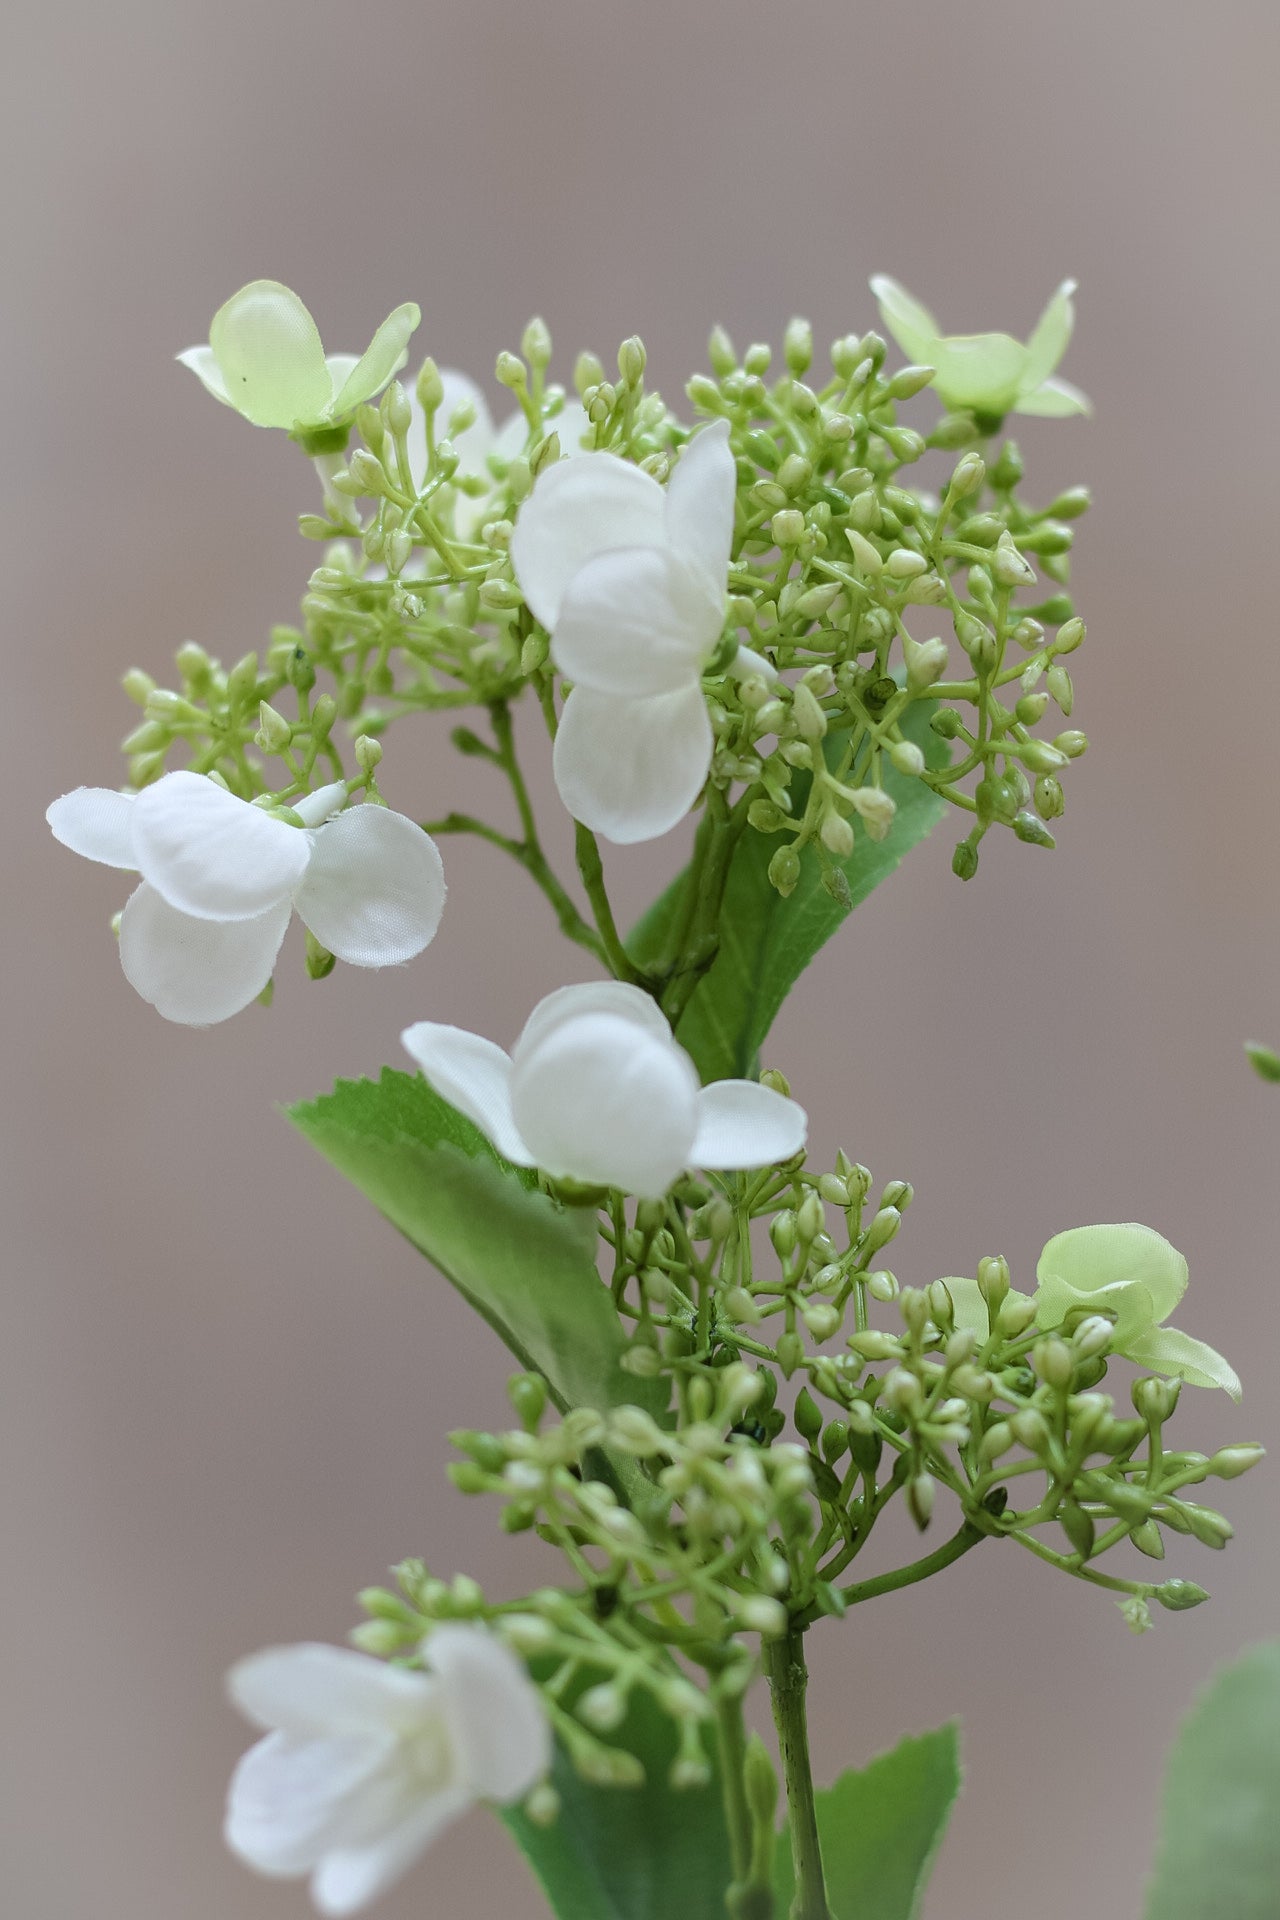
top-left (765, 1629), bottom-right (832, 1920)
top-left (714, 1687), bottom-right (753, 1887)
top-left (575, 821), bottom-right (646, 985)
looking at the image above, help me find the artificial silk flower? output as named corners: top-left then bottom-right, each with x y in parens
top-left (225, 1628), bottom-right (549, 1917)
top-left (870, 275), bottom-right (1091, 419)
top-left (178, 280), bottom-right (421, 434)
top-left (509, 419), bottom-right (743, 844)
top-left (945, 1223), bottom-right (1240, 1399)
top-left (401, 980), bottom-right (806, 1198)
top-left (405, 369), bottom-right (591, 540)
top-left (46, 773), bottom-right (445, 1026)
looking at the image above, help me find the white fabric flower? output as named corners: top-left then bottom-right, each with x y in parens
top-left (47, 773), bottom-right (445, 1026)
top-left (225, 1628), bottom-right (549, 1917)
top-left (178, 281), bottom-right (420, 433)
top-left (870, 275), bottom-right (1091, 419)
top-left (405, 370), bottom-right (591, 540)
top-left (401, 980), bottom-right (806, 1197)
top-left (943, 1222), bottom-right (1240, 1399)
top-left (509, 420), bottom-right (740, 843)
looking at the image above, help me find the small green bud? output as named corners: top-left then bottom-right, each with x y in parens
top-left (1014, 810), bottom-right (1056, 849)
top-left (121, 667), bottom-right (157, 706)
top-left (1173, 1502), bottom-right (1234, 1549)
top-left (848, 1328), bottom-right (901, 1361)
top-left (768, 844), bottom-right (802, 897)
top-left (1131, 1519), bottom-right (1166, 1560)
top-left (255, 701), bottom-right (293, 753)
top-left (888, 739), bottom-right (926, 777)
top-left (1154, 1578), bottom-right (1210, 1612)
top-left (1059, 1500), bottom-right (1095, 1559)
top-left (616, 334), bottom-right (646, 386)
top-left (495, 350), bottom-right (526, 392)
top-left (784, 316), bottom-right (813, 375)
top-left (794, 1388), bottom-right (823, 1442)
top-left (738, 1596), bottom-right (789, 1638)
top-left (347, 448), bottom-right (385, 494)
top-left (866, 1269), bottom-right (898, 1302)
top-left (1132, 1376), bottom-right (1180, 1424)
top-left (350, 1619), bottom-right (412, 1656)
top-left (776, 1332), bottom-right (805, 1379)
top-left (305, 929), bottom-right (336, 980)
top-left (979, 1421), bottom-right (1015, 1463)
top-left (1016, 692), bottom-right (1050, 725)
top-left (1053, 616), bottom-right (1085, 654)
top-left (948, 452), bottom-right (986, 498)
top-left (1034, 773), bottom-right (1065, 820)
top-left (354, 734), bottom-right (383, 774)
top-left (887, 362), bottom-right (935, 400)
top-left (415, 358), bottom-right (445, 412)
top-left (771, 508), bottom-right (806, 547)
top-left (907, 1472), bottom-right (935, 1530)
top-left (1018, 739), bottom-right (1068, 775)
top-left (886, 547), bottom-right (929, 580)
top-left (880, 425), bottom-right (925, 463)
top-left (1207, 1443), bottom-right (1265, 1480)
top-left (952, 838), bottom-right (980, 882)
top-left (578, 1683), bottom-right (627, 1733)
top-left (508, 1372), bottom-right (547, 1429)
top-left (1053, 730), bottom-right (1088, 759)
top-left (1010, 1409), bottom-right (1049, 1451)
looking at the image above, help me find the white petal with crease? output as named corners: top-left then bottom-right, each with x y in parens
top-left (430, 1625), bottom-right (552, 1801)
top-left (176, 344), bottom-right (232, 405)
top-left (400, 1023), bottom-right (532, 1164)
top-left (553, 684), bottom-right (712, 843)
top-left (310, 1796), bottom-right (471, 1916)
top-left (553, 546), bottom-right (719, 697)
top-left (512, 1010), bottom-right (698, 1195)
top-left (230, 1644), bottom-right (440, 1740)
top-left (294, 808), bottom-right (445, 966)
top-left (46, 786), bottom-right (138, 868)
top-left (119, 885), bottom-right (290, 1024)
top-left (131, 771), bottom-right (310, 920)
top-left (691, 1080), bottom-right (808, 1169)
top-left (510, 454), bottom-right (665, 629)
top-left (515, 981), bottom-right (672, 1062)
top-left (663, 419), bottom-right (735, 595)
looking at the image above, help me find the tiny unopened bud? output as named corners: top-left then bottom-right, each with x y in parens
top-left (907, 1472), bottom-right (935, 1529)
top-left (738, 1596), bottom-right (789, 1638)
top-left (1207, 1443), bottom-right (1265, 1480)
top-left (886, 547), bottom-right (928, 580)
top-left (1053, 615), bottom-right (1085, 654)
top-left (768, 844), bottom-right (802, 897)
top-left (1154, 1578), bottom-right (1210, 1612)
top-left (866, 1269), bottom-right (898, 1302)
top-left (1132, 1376), bottom-right (1180, 1424)
top-left (771, 508), bottom-right (806, 547)
top-left (979, 1421), bottom-right (1015, 1463)
top-left (848, 787), bottom-right (895, 841)
top-left (888, 739), bottom-right (925, 777)
top-left (495, 350), bottom-right (526, 392)
top-left (784, 316), bottom-right (813, 375)
top-left (846, 528), bottom-right (884, 575)
top-left (1072, 1316), bottom-right (1113, 1361)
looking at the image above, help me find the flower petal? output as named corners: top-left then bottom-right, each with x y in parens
top-left (176, 344), bottom-right (232, 406)
top-left (292, 782), bottom-right (350, 828)
top-left (663, 419), bottom-right (735, 596)
top-left (119, 884), bottom-right (290, 1024)
top-left (310, 1795), bottom-right (472, 1917)
top-left (131, 771), bottom-right (310, 919)
top-left (549, 399), bottom-right (592, 456)
top-left (691, 1080), bottom-right (807, 1168)
top-left (932, 333), bottom-right (1027, 413)
top-left (229, 1643), bottom-right (439, 1739)
top-left (512, 1009), bottom-right (699, 1195)
top-left (438, 369), bottom-right (497, 469)
top-left (939, 1275), bottom-right (990, 1341)
top-left (1037, 1223), bottom-right (1188, 1325)
top-left (293, 807), bottom-right (445, 967)
top-left (509, 453), bottom-right (665, 630)
top-left (225, 1730), bottom-right (396, 1877)
top-left (553, 684), bottom-right (713, 844)
top-left (553, 546), bottom-right (721, 697)
top-left (869, 276), bottom-right (942, 363)
top-left (1022, 279), bottom-right (1076, 389)
top-left (428, 1625), bottom-right (551, 1802)
top-left (515, 981), bottom-right (672, 1064)
top-left (329, 303), bottom-right (422, 418)
top-left (323, 352), bottom-right (360, 400)
top-left (46, 786), bottom-right (137, 868)
top-left (399, 1023), bottom-right (533, 1165)
top-left (207, 281), bottom-right (332, 429)
top-left (1015, 375), bottom-right (1093, 418)
top-left (1125, 1325), bottom-right (1242, 1400)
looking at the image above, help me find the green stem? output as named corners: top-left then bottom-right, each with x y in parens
top-left (714, 1688), bottom-right (753, 1887)
top-left (575, 821), bottom-right (645, 984)
top-left (802, 1522), bottom-right (985, 1625)
top-left (765, 1630), bottom-right (832, 1920)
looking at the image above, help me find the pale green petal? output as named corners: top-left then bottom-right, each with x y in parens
top-left (1126, 1325), bottom-right (1242, 1401)
top-left (1022, 279), bottom-right (1076, 389)
top-left (932, 333), bottom-right (1026, 413)
top-left (1037, 1223), bottom-right (1188, 1326)
top-left (323, 352), bottom-right (360, 400)
top-left (1015, 375), bottom-right (1093, 418)
top-left (939, 1275), bottom-right (989, 1340)
top-left (176, 344), bottom-right (232, 406)
top-left (329, 303), bottom-right (421, 418)
top-left (868, 276), bottom-right (940, 363)
top-left (207, 281), bottom-right (332, 429)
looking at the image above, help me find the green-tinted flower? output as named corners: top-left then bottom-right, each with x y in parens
top-left (178, 280), bottom-right (420, 434)
top-left (1035, 1223), bottom-right (1240, 1398)
top-left (869, 275), bottom-right (1090, 420)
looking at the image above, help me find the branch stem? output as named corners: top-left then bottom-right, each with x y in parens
top-left (765, 1629), bottom-right (832, 1920)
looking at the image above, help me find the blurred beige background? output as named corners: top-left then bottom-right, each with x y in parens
top-left (4, 2), bottom-right (1278, 1915)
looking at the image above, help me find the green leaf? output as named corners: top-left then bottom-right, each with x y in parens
top-left (773, 1725), bottom-right (960, 1920)
top-left (288, 1069), bottom-right (665, 1421)
top-left (1145, 1641), bottom-right (1280, 1920)
top-left (630, 703), bottom-right (948, 1084)
top-left (503, 1689), bottom-right (733, 1920)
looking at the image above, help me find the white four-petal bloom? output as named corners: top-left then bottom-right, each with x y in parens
top-left (402, 980), bottom-right (806, 1197)
top-left (870, 275), bottom-right (1091, 419)
top-left (178, 280), bottom-right (420, 433)
top-left (225, 1629), bottom-right (549, 1917)
top-left (47, 772), bottom-right (445, 1026)
top-left (509, 419), bottom-right (739, 844)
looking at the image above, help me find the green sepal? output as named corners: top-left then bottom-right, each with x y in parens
top-left (503, 1685), bottom-right (733, 1920)
top-left (1145, 1641), bottom-right (1280, 1920)
top-left (772, 1724), bottom-right (960, 1920)
top-left (287, 1070), bottom-right (668, 1426)
top-left (630, 702), bottom-right (948, 1084)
